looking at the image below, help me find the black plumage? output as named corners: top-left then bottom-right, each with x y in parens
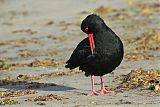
top-left (65, 14), bottom-right (123, 76)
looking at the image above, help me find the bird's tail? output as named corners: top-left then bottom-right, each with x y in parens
top-left (65, 61), bottom-right (78, 69)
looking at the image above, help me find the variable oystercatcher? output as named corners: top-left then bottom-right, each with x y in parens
top-left (65, 14), bottom-right (124, 96)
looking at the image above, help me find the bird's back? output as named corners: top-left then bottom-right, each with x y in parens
top-left (65, 14), bottom-right (124, 76)
top-left (66, 30), bottom-right (123, 76)
top-left (79, 27), bottom-right (123, 76)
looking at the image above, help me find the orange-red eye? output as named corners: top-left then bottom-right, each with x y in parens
top-left (85, 27), bottom-right (88, 32)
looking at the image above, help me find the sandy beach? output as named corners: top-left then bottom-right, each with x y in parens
top-left (0, 0), bottom-right (160, 106)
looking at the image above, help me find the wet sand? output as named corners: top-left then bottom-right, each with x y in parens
top-left (0, 0), bottom-right (160, 106)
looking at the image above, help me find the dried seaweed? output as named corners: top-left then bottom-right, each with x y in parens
top-left (27, 94), bottom-right (68, 101)
top-left (125, 51), bottom-right (159, 61)
top-left (0, 99), bottom-right (18, 105)
top-left (125, 30), bottom-right (160, 51)
top-left (134, 30), bottom-right (160, 51)
top-left (94, 6), bottom-right (114, 14)
top-left (124, 30), bottom-right (160, 61)
top-left (0, 58), bottom-right (65, 70)
top-left (132, 2), bottom-right (160, 10)
top-left (45, 20), bottom-right (54, 26)
top-left (12, 29), bottom-right (37, 34)
top-left (0, 37), bottom-right (43, 47)
top-left (115, 68), bottom-right (160, 92)
top-left (18, 49), bottom-right (33, 57)
top-left (0, 90), bottom-right (37, 98)
top-left (0, 60), bottom-right (11, 70)
top-left (28, 58), bottom-right (63, 67)
top-left (0, 79), bottom-right (27, 86)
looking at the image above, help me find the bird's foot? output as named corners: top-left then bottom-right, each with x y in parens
top-left (100, 88), bottom-right (114, 95)
top-left (91, 91), bottom-right (99, 96)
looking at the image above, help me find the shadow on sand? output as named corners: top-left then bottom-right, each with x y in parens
top-left (0, 80), bottom-right (76, 91)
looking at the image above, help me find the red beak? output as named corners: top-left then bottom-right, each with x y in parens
top-left (88, 34), bottom-right (96, 54)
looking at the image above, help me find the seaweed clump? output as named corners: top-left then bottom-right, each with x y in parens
top-left (115, 68), bottom-right (160, 92)
top-left (27, 94), bottom-right (68, 102)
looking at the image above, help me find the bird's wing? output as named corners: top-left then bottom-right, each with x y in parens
top-left (65, 38), bottom-right (91, 69)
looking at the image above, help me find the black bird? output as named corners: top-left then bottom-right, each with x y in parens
top-left (65, 14), bottom-right (124, 96)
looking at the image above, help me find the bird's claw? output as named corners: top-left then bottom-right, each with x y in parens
top-left (100, 88), bottom-right (114, 95)
top-left (91, 91), bottom-right (99, 96)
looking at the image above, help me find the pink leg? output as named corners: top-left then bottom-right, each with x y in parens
top-left (100, 76), bottom-right (114, 95)
top-left (91, 75), bottom-right (99, 96)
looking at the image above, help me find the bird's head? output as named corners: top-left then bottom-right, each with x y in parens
top-left (81, 14), bottom-right (105, 54)
top-left (81, 14), bottom-right (105, 34)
